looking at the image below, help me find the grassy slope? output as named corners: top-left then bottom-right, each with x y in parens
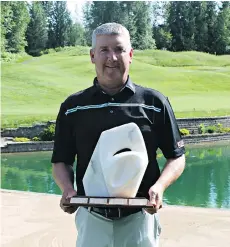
top-left (2, 47), bottom-right (230, 128)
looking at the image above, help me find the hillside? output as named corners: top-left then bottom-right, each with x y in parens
top-left (2, 47), bottom-right (230, 128)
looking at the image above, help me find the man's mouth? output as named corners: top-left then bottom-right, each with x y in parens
top-left (105, 66), bottom-right (118, 68)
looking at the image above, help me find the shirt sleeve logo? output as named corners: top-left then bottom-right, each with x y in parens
top-left (177, 140), bottom-right (184, 148)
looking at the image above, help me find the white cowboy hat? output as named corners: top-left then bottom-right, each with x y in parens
top-left (83, 122), bottom-right (148, 197)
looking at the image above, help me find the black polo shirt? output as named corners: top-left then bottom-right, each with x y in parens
top-left (51, 77), bottom-right (185, 199)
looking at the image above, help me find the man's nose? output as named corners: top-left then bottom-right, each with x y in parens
top-left (107, 51), bottom-right (118, 61)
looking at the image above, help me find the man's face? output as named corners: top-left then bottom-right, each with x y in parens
top-left (90, 34), bottom-right (133, 88)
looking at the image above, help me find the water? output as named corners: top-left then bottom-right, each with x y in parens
top-left (1, 142), bottom-right (230, 208)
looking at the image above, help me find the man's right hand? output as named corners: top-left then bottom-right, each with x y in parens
top-left (60, 188), bottom-right (78, 214)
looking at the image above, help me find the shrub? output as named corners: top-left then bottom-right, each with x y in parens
top-left (40, 124), bottom-right (55, 141)
top-left (55, 47), bottom-right (63, 52)
top-left (32, 137), bottom-right (40, 141)
top-left (198, 123), bottom-right (230, 134)
top-left (13, 137), bottom-right (30, 142)
top-left (206, 125), bottom-right (217, 133)
top-left (180, 128), bottom-right (190, 136)
top-left (198, 124), bottom-right (206, 134)
top-left (41, 49), bottom-right (56, 55)
top-left (221, 127), bottom-right (230, 133)
top-left (1, 51), bottom-right (30, 63)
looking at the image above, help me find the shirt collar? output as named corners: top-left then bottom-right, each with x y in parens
top-left (92, 76), bottom-right (135, 95)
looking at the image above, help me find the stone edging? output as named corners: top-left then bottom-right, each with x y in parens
top-left (1, 141), bottom-right (53, 153)
top-left (1, 133), bottom-right (230, 153)
top-left (182, 133), bottom-right (230, 144)
top-left (1, 116), bottom-right (230, 138)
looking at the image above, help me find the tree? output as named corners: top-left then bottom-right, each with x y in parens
top-left (83, 1), bottom-right (155, 49)
top-left (167, 1), bottom-right (196, 51)
top-left (153, 25), bottom-right (172, 50)
top-left (26, 2), bottom-right (48, 56)
top-left (41, 1), bottom-right (55, 48)
top-left (41, 1), bottom-right (72, 48)
top-left (131, 2), bottom-right (155, 49)
top-left (52, 1), bottom-right (72, 47)
top-left (152, 1), bottom-right (172, 50)
top-left (82, 1), bottom-right (93, 45)
top-left (214, 1), bottom-right (230, 54)
top-left (1, 1), bottom-right (30, 53)
top-left (1, 1), bottom-right (13, 52)
top-left (205, 1), bottom-right (218, 54)
top-left (193, 1), bottom-right (208, 52)
top-left (68, 23), bottom-right (86, 46)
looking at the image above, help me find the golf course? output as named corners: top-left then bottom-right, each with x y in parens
top-left (2, 46), bottom-right (230, 128)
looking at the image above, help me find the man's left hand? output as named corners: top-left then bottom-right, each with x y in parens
top-left (146, 184), bottom-right (164, 214)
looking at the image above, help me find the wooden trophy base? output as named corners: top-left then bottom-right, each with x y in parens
top-left (63, 196), bottom-right (153, 208)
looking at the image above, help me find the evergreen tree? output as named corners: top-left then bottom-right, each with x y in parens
top-left (153, 25), bottom-right (172, 50)
top-left (52, 1), bottom-right (72, 47)
top-left (168, 1), bottom-right (196, 51)
top-left (26, 2), bottom-right (48, 56)
top-left (167, 1), bottom-right (184, 51)
top-left (214, 1), bottom-right (230, 54)
top-left (193, 1), bottom-right (208, 52)
top-left (41, 1), bottom-right (72, 48)
top-left (205, 1), bottom-right (218, 54)
top-left (41, 1), bottom-right (55, 48)
top-left (83, 1), bottom-right (155, 49)
top-left (82, 1), bottom-right (93, 45)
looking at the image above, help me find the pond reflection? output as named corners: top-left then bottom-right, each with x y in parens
top-left (1, 142), bottom-right (230, 208)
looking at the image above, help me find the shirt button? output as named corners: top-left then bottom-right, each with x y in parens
top-left (110, 110), bottom-right (113, 114)
top-left (111, 98), bottom-right (114, 101)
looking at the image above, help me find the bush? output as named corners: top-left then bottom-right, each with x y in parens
top-left (1, 51), bottom-right (30, 63)
top-left (221, 127), bottom-right (230, 133)
top-left (13, 137), bottom-right (30, 142)
top-left (41, 48), bottom-right (56, 55)
top-left (54, 47), bottom-right (63, 52)
top-left (198, 124), bottom-right (206, 134)
top-left (40, 124), bottom-right (55, 141)
top-left (198, 123), bottom-right (230, 134)
top-left (180, 128), bottom-right (190, 136)
top-left (206, 125), bottom-right (217, 133)
top-left (32, 137), bottom-right (40, 141)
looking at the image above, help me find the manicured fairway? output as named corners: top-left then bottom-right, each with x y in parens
top-left (2, 47), bottom-right (230, 128)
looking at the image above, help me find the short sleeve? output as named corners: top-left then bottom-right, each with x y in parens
top-left (157, 98), bottom-right (185, 159)
top-left (51, 103), bottom-right (77, 165)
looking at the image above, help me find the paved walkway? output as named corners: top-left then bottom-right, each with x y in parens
top-left (1, 190), bottom-right (230, 247)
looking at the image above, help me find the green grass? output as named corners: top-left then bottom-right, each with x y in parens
top-left (2, 47), bottom-right (230, 128)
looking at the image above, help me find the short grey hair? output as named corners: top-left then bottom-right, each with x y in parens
top-left (92, 22), bottom-right (131, 49)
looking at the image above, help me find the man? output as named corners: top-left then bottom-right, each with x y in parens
top-left (52, 23), bottom-right (186, 247)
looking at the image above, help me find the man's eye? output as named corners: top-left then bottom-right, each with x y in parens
top-left (101, 48), bottom-right (108, 52)
top-left (115, 47), bottom-right (124, 52)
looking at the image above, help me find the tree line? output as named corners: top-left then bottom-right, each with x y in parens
top-left (1, 1), bottom-right (230, 57)
top-left (1, 1), bottom-right (85, 56)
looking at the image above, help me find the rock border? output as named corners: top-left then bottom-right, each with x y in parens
top-left (1, 116), bottom-right (230, 138)
top-left (1, 133), bottom-right (230, 153)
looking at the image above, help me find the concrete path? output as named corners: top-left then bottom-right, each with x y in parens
top-left (1, 190), bottom-right (230, 247)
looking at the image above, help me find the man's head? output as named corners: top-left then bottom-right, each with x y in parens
top-left (90, 23), bottom-right (133, 92)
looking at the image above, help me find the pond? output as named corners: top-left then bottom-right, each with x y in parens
top-left (1, 142), bottom-right (230, 209)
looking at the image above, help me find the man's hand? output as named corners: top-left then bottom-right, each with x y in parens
top-left (146, 184), bottom-right (164, 214)
top-left (60, 188), bottom-right (78, 214)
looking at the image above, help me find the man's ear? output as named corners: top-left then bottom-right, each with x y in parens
top-left (129, 48), bottom-right (133, 64)
top-left (90, 49), bottom-right (95, 64)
